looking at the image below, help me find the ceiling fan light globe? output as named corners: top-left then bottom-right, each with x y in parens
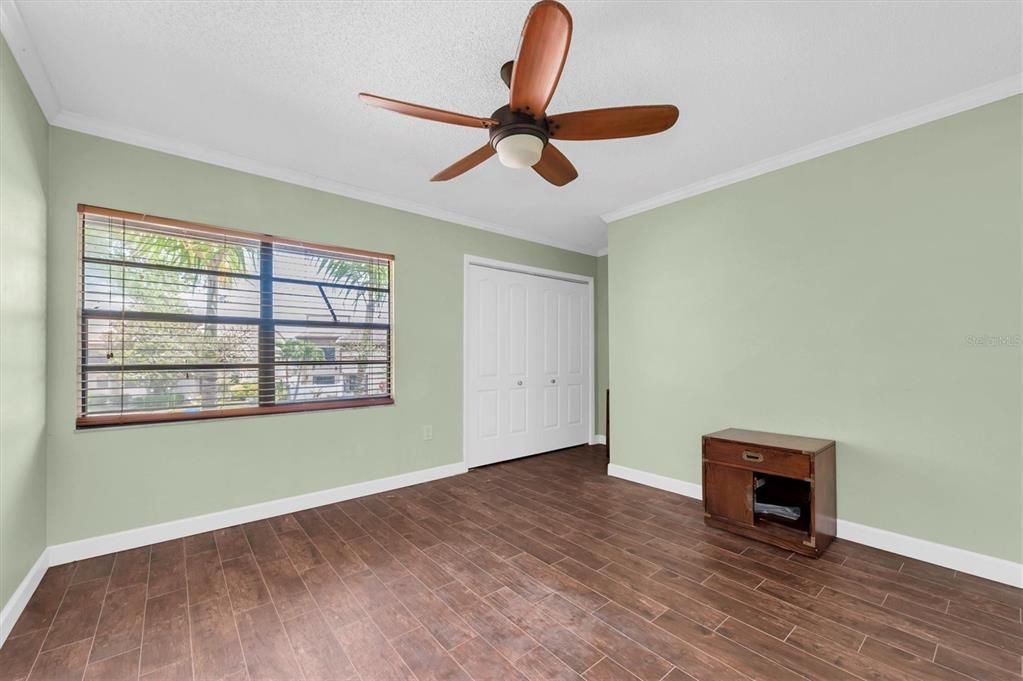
top-left (495, 133), bottom-right (544, 169)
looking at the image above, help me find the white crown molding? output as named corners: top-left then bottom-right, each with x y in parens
top-left (607, 463), bottom-right (1023, 588)
top-left (0, 0), bottom-right (60, 118)
top-left (47, 460), bottom-right (467, 566)
top-left (601, 74), bottom-right (1023, 224)
top-left (2, 0), bottom-right (597, 256)
top-left (7, 0), bottom-right (1019, 255)
top-left (0, 548), bottom-right (48, 646)
top-left (50, 109), bottom-right (597, 256)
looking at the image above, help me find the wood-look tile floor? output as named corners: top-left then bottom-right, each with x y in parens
top-left (3, 445), bottom-right (1021, 681)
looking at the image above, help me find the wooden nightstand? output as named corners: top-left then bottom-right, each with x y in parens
top-left (702, 428), bottom-right (837, 557)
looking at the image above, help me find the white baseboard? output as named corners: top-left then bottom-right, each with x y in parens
top-left (6, 457), bottom-right (1017, 647)
top-left (1, 548), bottom-right (50, 646)
top-left (2, 461), bottom-right (466, 645)
top-left (606, 463), bottom-right (1023, 588)
top-left (608, 463), bottom-right (703, 500)
top-left (835, 519), bottom-right (1023, 589)
top-left (48, 461), bottom-right (467, 566)
top-left (589, 434), bottom-right (607, 446)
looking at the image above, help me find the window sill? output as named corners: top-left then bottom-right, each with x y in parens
top-left (76, 396), bottom-right (394, 430)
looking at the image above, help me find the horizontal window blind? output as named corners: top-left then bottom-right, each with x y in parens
top-left (78, 205), bottom-right (393, 427)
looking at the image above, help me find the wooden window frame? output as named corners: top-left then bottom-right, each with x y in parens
top-left (76, 204), bottom-right (394, 429)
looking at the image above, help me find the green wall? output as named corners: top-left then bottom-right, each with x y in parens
top-left (595, 255), bottom-right (608, 436)
top-left (609, 96), bottom-right (1022, 563)
top-left (0, 37), bottom-right (49, 605)
top-left (46, 128), bottom-right (598, 545)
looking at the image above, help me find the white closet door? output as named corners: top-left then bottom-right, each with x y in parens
top-left (558, 278), bottom-right (590, 449)
top-left (466, 266), bottom-right (533, 466)
top-left (535, 275), bottom-right (590, 452)
top-left (466, 264), bottom-right (590, 468)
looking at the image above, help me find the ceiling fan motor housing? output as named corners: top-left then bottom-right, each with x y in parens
top-left (488, 105), bottom-right (549, 150)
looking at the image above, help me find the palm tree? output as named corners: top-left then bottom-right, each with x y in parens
top-left (317, 258), bottom-right (388, 395)
top-left (132, 230), bottom-right (252, 408)
top-left (274, 337), bottom-right (325, 401)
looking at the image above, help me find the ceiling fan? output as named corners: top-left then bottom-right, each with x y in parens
top-left (358, 0), bottom-right (679, 187)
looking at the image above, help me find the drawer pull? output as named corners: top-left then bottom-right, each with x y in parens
top-left (742, 451), bottom-right (764, 463)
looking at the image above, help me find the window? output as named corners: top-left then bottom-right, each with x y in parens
top-left (77, 205), bottom-right (393, 428)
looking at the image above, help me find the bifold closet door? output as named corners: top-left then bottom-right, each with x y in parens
top-left (466, 265), bottom-right (590, 467)
top-left (533, 274), bottom-right (590, 453)
top-left (466, 266), bottom-right (533, 467)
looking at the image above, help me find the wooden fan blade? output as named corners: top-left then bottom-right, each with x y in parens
top-left (431, 145), bottom-right (496, 181)
top-left (509, 1), bottom-right (572, 117)
top-left (547, 105), bottom-right (679, 141)
top-left (359, 93), bottom-right (497, 128)
top-left (532, 143), bottom-right (577, 186)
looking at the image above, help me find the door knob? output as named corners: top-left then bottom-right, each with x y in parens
top-left (516, 380), bottom-right (523, 386)
top-left (550, 379), bottom-right (557, 384)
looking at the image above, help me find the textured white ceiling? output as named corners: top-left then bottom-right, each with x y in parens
top-left (8, 0), bottom-right (1022, 254)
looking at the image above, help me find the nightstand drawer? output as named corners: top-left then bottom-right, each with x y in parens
top-left (704, 439), bottom-right (810, 479)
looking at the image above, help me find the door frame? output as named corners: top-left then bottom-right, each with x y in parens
top-left (462, 254), bottom-right (596, 469)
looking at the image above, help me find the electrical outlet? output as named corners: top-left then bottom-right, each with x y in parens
top-left (423, 425), bottom-right (433, 441)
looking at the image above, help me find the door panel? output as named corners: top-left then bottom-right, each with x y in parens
top-left (704, 464), bottom-right (754, 525)
top-left (543, 386), bottom-right (559, 429)
top-left (477, 279), bottom-right (499, 377)
top-left (509, 387), bottom-right (528, 434)
top-left (478, 389), bottom-right (499, 439)
top-left (542, 289), bottom-right (559, 375)
top-left (567, 384), bottom-right (582, 425)
top-left (568, 292), bottom-right (582, 374)
top-left (508, 283), bottom-right (527, 376)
